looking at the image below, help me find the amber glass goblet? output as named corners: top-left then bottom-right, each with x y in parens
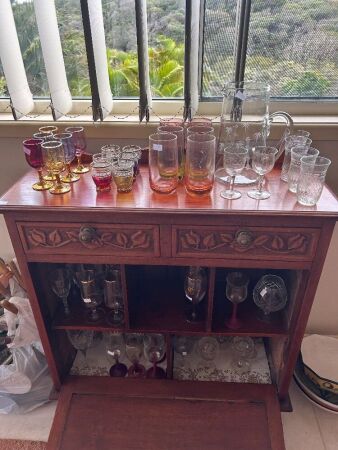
top-left (54, 132), bottom-right (80, 183)
top-left (33, 131), bottom-right (56, 181)
top-left (65, 126), bottom-right (89, 174)
top-left (23, 138), bottom-right (53, 191)
top-left (41, 140), bottom-right (71, 194)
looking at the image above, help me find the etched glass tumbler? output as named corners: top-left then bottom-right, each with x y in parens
top-left (280, 134), bottom-right (311, 182)
top-left (288, 146), bottom-right (319, 193)
top-left (149, 132), bottom-right (178, 194)
top-left (297, 156), bottom-right (331, 206)
top-left (185, 133), bottom-right (216, 195)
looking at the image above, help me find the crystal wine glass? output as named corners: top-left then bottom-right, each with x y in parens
top-left (247, 146), bottom-right (278, 200)
top-left (67, 330), bottom-right (94, 370)
top-left (144, 334), bottom-right (166, 379)
top-left (231, 336), bottom-right (255, 374)
top-left (65, 126), bottom-right (89, 174)
top-left (75, 269), bottom-right (104, 322)
top-left (54, 132), bottom-right (80, 183)
top-left (49, 268), bottom-right (72, 316)
top-left (41, 140), bottom-right (71, 194)
top-left (253, 275), bottom-right (288, 321)
top-left (196, 336), bottom-right (219, 374)
top-left (125, 333), bottom-right (145, 378)
top-left (105, 332), bottom-right (127, 377)
top-left (103, 271), bottom-right (124, 326)
top-left (23, 138), bottom-right (53, 191)
top-left (225, 272), bottom-right (249, 330)
top-left (174, 336), bottom-right (194, 369)
top-left (220, 145), bottom-right (248, 200)
top-left (184, 266), bottom-right (207, 322)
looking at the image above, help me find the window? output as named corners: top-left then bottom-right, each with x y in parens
top-left (0, 0), bottom-right (337, 121)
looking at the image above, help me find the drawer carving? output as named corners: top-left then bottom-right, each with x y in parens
top-left (18, 222), bottom-right (160, 256)
top-left (173, 226), bottom-right (319, 261)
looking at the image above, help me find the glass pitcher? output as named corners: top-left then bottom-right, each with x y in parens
top-left (216, 81), bottom-right (293, 185)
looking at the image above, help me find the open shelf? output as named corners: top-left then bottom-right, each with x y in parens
top-left (126, 265), bottom-right (207, 334)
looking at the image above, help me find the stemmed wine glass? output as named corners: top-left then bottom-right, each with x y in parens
top-left (247, 146), bottom-right (278, 200)
top-left (103, 270), bottom-right (124, 326)
top-left (220, 146), bottom-right (248, 200)
top-left (225, 272), bottom-right (249, 329)
top-left (125, 334), bottom-right (145, 378)
top-left (38, 126), bottom-right (59, 182)
top-left (174, 336), bottom-right (194, 369)
top-left (196, 336), bottom-right (219, 374)
top-left (41, 140), bottom-right (71, 194)
top-left (231, 336), bottom-right (256, 374)
top-left (65, 126), bottom-right (89, 174)
top-left (23, 138), bottom-right (53, 191)
top-left (49, 268), bottom-right (72, 316)
top-left (184, 266), bottom-right (207, 322)
top-left (75, 269), bottom-right (104, 322)
top-left (53, 132), bottom-right (80, 183)
top-left (144, 334), bottom-right (166, 379)
top-left (105, 332), bottom-right (127, 377)
top-left (67, 330), bottom-right (94, 370)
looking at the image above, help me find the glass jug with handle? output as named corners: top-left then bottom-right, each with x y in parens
top-left (216, 81), bottom-right (293, 185)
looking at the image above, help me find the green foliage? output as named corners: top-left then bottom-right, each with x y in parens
top-left (0, 77), bottom-right (7, 96)
top-left (282, 72), bottom-right (331, 97)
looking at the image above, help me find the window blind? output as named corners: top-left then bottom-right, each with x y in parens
top-left (0, 0), bottom-right (34, 119)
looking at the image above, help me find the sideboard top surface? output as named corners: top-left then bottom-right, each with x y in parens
top-left (1, 166), bottom-right (338, 218)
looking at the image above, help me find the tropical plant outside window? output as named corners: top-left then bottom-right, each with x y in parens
top-left (0, 0), bottom-right (337, 101)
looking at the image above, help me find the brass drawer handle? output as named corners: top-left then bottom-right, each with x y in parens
top-left (235, 230), bottom-right (253, 247)
top-left (79, 226), bottom-right (98, 243)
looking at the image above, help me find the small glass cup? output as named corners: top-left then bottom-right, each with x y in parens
top-left (288, 146), bottom-right (319, 193)
top-left (54, 132), bottom-right (80, 183)
top-left (122, 145), bottom-right (142, 177)
top-left (91, 160), bottom-right (112, 192)
top-left (297, 156), bottom-right (331, 206)
top-left (101, 144), bottom-right (121, 164)
top-left (149, 132), bottom-right (178, 194)
top-left (113, 161), bottom-right (134, 193)
top-left (65, 126), bottom-right (89, 174)
top-left (185, 133), bottom-right (216, 195)
top-left (41, 140), bottom-right (71, 195)
top-left (23, 138), bottom-right (53, 191)
top-left (280, 135), bottom-right (312, 181)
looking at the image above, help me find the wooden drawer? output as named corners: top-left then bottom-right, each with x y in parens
top-left (18, 222), bottom-right (160, 257)
top-left (172, 225), bottom-right (319, 262)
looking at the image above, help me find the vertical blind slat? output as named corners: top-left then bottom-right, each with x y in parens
top-left (87, 0), bottom-right (113, 119)
top-left (34, 0), bottom-right (72, 120)
top-left (135, 0), bottom-right (152, 122)
top-left (0, 0), bottom-right (34, 119)
top-left (80, 0), bottom-right (101, 121)
top-left (184, 0), bottom-right (201, 120)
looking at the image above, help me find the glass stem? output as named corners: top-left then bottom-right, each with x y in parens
top-left (229, 175), bottom-right (235, 192)
top-left (77, 155), bottom-right (82, 167)
top-left (55, 173), bottom-right (63, 188)
top-left (38, 168), bottom-right (44, 184)
top-left (62, 296), bottom-right (70, 315)
top-left (257, 174), bottom-right (264, 193)
top-left (66, 162), bottom-right (72, 175)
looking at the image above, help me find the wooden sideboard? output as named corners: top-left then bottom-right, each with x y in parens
top-left (1, 166), bottom-right (338, 450)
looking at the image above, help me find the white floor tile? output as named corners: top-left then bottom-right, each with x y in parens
top-left (314, 405), bottom-right (338, 450)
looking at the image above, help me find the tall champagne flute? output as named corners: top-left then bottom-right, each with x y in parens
top-left (247, 146), bottom-right (278, 200)
top-left (54, 132), bottom-right (80, 183)
top-left (23, 138), bottom-right (53, 191)
top-left (41, 140), bottom-right (71, 194)
top-left (65, 126), bottom-right (89, 174)
top-left (220, 146), bottom-right (248, 200)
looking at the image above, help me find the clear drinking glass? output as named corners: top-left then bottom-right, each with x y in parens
top-left (49, 268), bottom-right (72, 316)
top-left (225, 272), bottom-right (249, 330)
top-left (144, 334), bottom-right (166, 379)
top-left (122, 146), bottom-right (142, 178)
top-left (288, 146), bottom-right (319, 193)
top-left (247, 146), bottom-right (278, 200)
top-left (105, 332), bottom-right (128, 377)
top-left (41, 140), bottom-right (71, 195)
top-left (157, 126), bottom-right (185, 180)
top-left (220, 146), bottom-right (248, 200)
top-left (91, 160), bottom-right (112, 192)
top-left (53, 132), bottom-right (80, 183)
top-left (101, 144), bottom-right (121, 164)
top-left (297, 156), bottom-right (331, 206)
top-left (113, 161), bottom-right (134, 193)
top-left (125, 334), bottom-right (145, 378)
top-left (23, 138), bottom-right (53, 191)
top-left (280, 134), bottom-right (312, 182)
top-left (185, 133), bottom-right (216, 195)
top-left (149, 133), bottom-right (178, 194)
top-left (65, 126), bottom-right (89, 174)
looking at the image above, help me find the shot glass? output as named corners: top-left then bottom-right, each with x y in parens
top-left (101, 144), bottom-right (121, 165)
top-left (113, 161), bottom-right (134, 193)
top-left (122, 145), bottom-right (142, 177)
top-left (91, 160), bottom-right (112, 192)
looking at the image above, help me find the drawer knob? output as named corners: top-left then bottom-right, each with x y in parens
top-left (79, 226), bottom-right (97, 243)
top-left (235, 230), bottom-right (253, 247)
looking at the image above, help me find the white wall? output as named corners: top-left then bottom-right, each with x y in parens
top-left (0, 127), bottom-right (337, 334)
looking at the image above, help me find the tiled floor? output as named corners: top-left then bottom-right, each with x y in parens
top-left (0, 380), bottom-right (337, 448)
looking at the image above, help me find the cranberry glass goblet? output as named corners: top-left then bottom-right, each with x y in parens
top-left (23, 138), bottom-right (53, 191)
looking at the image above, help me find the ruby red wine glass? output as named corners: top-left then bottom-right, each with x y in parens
top-left (23, 138), bottom-right (53, 191)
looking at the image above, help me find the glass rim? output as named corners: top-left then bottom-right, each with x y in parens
top-left (187, 125), bottom-right (214, 133)
top-left (224, 146), bottom-right (248, 155)
top-left (187, 133), bottom-right (216, 143)
top-left (38, 125), bottom-right (58, 133)
top-left (41, 140), bottom-right (63, 149)
top-left (254, 146), bottom-right (278, 154)
top-left (122, 144), bottom-right (142, 151)
top-left (33, 131), bottom-right (53, 138)
top-left (301, 155), bottom-right (331, 167)
top-left (65, 126), bottom-right (84, 133)
top-left (157, 125), bottom-right (184, 133)
top-left (23, 138), bottom-right (44, 146)
top-left (53, 132), bottom-right (72, 140)
top-left (91, 161), bottom-right (111, 169)
top-left (149, 132), bottom-right (177, 142)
